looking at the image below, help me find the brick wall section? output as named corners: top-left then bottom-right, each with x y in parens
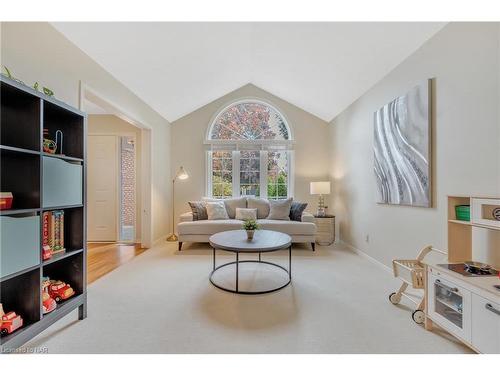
top-left (121, 146), bottom-right (135, 227)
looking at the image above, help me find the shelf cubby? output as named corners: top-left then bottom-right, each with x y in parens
top-left (0, 81), bottom-right (40, 151)
top-left (0, 269), bottom-right (41, 345)
top-left (42, 251), bottom-right (84, 297)
top-left (42, 156), bottom-right (83, 208)
top-left (0, 212), bottom-right (40, 279)
top-left (43, 101), bottom-right (84, 159)
top-left (0, 148), bottom-right (40, 210)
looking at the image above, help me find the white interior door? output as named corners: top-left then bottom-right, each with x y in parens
top-left (88, 135), bottom-right (119, 241)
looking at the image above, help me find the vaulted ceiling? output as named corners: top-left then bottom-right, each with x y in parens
top-left (52, 22), bottom-right (445, 122)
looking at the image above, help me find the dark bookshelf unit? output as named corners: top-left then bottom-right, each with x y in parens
top-left (0, 76), bottom-right (87, 351)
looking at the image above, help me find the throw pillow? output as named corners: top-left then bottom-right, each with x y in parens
top-left (188, 201), bottom-right (208, 221)
top-left (205, 202), bottom-right (229, 220)
top-left (290, 201), bottom-right (308, 222)
top-left (222, 197), bottom-right (247, 219)
top-left (247, 197), bottom-right (270, 219)
top-left (235, 207), bottom-right (258, 221)
top-left (266, 198), bottom-right (293, 221)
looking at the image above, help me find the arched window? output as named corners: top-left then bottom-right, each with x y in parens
top-left (206, 99), bottom-right (293, 199)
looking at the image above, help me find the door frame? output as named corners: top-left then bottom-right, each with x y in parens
top-left (79, 82), bottom-right (153, 248)
top-left (88, 133), bottom-right (139, 243)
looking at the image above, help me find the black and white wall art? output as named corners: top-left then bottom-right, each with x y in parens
top-left (374, 79), bottom-right (431, 207)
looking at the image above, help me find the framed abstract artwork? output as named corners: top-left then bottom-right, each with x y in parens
top-left (373, 79), bottom-right (432, 207)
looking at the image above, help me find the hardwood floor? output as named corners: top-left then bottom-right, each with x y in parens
top-left (87, 242), bottom-right (146, 284)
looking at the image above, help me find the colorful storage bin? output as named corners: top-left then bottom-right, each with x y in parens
top-left (455, 205), bottom-right (470, 221)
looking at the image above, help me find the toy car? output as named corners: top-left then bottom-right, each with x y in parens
top-left (42, 278), bottom-right (57, 314)
top-left (48, 280), bottom-right (75, 302)
top-left (0, 304), bottom-right (23, 336)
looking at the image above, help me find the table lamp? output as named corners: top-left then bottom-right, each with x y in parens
top-left (167, 166), bottom-right (189, 242)
top-left (310, 181), bottom-right (330, 217)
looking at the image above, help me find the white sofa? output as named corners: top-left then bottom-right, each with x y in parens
top-left (177, 211), bottom-right (317, 251)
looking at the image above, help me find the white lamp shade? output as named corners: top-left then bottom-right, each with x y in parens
top-left (176, 166), bottom-right (189, 180)
top-left (310, 181), bottom-right (331, 195)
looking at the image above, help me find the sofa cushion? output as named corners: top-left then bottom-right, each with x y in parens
top-left (247, 197), bottom-right (270, 219)
top-left (223, 197), bottom-right (247, 219)
top-left (178, 220), bottom-right (243, 235)
top-left (206, 202), bottom-right (229, 220)
top-left (257, 219), bottom-right (316, 235)
top-left (290, 201), bottom-right (308, 222)
top-left (202, 197), bottom-right (247, 219)
top-left (188, 201), bottom-right (208, 221)
top-left (267, 198), bottom-right (292, 220)
top-left (235, 207), bottom-right (257, 221)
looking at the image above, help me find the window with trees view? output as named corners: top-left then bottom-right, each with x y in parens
top-left (207, 100), bottom-right (293, 199)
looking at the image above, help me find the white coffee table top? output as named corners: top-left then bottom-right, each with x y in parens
top-left (209, 230), bottom-right (291, 253)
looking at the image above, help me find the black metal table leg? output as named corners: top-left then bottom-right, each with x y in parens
top-left (259, 252), bottom-right (261, 262)
top-left (289, 246), bottom-right (292, 277)
top-left (213, 247), bottom-right (216, 271)
top-left (236, 252), bottom-right (239, 292)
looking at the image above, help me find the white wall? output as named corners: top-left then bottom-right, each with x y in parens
top-left (328, 23), bottom-right (500, 267)
top-left (1, 22), bottom-right (172, 243)
top-left (171, 84), bottom-right (331, 224)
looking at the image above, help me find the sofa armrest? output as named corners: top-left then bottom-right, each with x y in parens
top-left (301, 211), bottom-right (315, 223)
top-left (179, 212), bottom-right (193, 222)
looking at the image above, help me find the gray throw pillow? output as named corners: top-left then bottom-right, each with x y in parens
top-left (247, 197), bottom-right (270, 219)
top-left (290, 201), bottom-right (308, 221)
top-left (222, 197), bottom-right (247, 219)
top-left (188, 201), bottom-right (208, 221)
top-left (266, 198), bottom-right (293, 220)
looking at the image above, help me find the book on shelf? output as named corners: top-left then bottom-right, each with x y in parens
top-left (42, 210), bottom-right (66, 257)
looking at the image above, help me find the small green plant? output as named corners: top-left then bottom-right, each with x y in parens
top-left (242, 219), bottom-right (260, 231)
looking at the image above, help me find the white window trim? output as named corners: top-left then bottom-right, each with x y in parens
top-left (205, 98), bottom-right (295, 199)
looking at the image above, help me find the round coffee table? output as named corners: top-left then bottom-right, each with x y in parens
top-left (209, 230), bottom-right (292, 295)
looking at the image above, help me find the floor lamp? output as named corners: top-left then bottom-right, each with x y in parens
top-left (167, 166), bottom-right (189, 242)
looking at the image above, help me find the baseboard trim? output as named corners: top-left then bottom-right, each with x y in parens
top-left (340, 240), bottom-right (392, 274)
top-left (153, 234), bottom-right (168, 246)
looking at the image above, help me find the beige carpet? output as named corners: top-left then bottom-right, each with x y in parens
top-left (24, 242), bottom-right (472, 353)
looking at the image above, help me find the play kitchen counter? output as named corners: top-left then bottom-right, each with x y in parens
top-left (421, 196), bottom-right (500, 354)
top-left (423, 260), bottom-right (500, 353)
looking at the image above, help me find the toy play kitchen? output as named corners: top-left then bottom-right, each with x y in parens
top-left (423, 196), bottom-right (500, 354)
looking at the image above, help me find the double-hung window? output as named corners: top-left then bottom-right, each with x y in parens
top-left (206, 100), bottom-right (293, 199)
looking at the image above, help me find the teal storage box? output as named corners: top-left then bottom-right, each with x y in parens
top-left (43, 156), bottom-right (83, 208)
top-left (455, 205), bottom-right (470, 221)
top-left (0, 215), bottom-right (40, 277)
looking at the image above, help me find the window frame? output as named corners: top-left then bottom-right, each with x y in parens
top-left (205, 98), bottom-right (294, 199)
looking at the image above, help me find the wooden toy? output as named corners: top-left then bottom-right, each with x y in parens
top-left (0, 192), bottom-right (13, 210)
top-left (55, 130), bottom-right (64, 155)
top-left (43, 128), bottom-right (57, 154)
top-left (43, 138), bottom-right (57, 154)
top-left (42, 245), bottom-right (53, 261)
top-left (0, 303), bottom-right (24, 336)
top-left (389, 245), bottom-right (447, 324)
top-left (42, 278), bottom-right (57, 314)
top-left (48, 280), bottom-right (75, 302)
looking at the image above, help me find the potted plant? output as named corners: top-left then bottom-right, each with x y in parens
top-left (242, 219), bottom-right (260, 240)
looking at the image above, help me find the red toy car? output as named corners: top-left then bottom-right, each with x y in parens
top-left (48, 280), bottom-right (75, 302)
top-left (42, 278), bottom-right (57, 314)
top-left (0, 305), bottom-right (23, 336)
